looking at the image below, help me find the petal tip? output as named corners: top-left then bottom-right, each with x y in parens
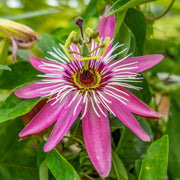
top-left (43, 143), bottom-right (53, 152)
top-left (141, 134), bottom-right (151, 142)
top-left (99, 166), bottom-right (111, 178)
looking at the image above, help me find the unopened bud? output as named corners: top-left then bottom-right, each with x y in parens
top-left (0, 18), bottom-right (41, 49)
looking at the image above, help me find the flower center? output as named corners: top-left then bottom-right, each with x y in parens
top-left (73, 69), bottom-right (101, 89)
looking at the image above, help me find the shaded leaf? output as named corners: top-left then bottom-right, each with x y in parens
top-left (113, 22), bottom-right (131, 59)
top-left (46, 149), bottom-right (81, 180)
top-left (166, 95), bottom-right (180, 179)
top-left (37, 141), bottom-right (46, 167)
top-left (109, 150), bottom-right (128, 180)
top-left (36, 33), bottom-right (61, 57)
top-left (0, 92), bottom-right (41, 123)
top-left (138, 135), bottom-right (169, 180)
top-left (0, 61), bottom-right (42, 90)
top-left (116, 117), bottom-right (152, 170)
top-left (125, 8), bottom-right (146, 56)
top-left (114, 10), bottom-right (127, 38)
top-left (0, 117), bottom-right (38, 180)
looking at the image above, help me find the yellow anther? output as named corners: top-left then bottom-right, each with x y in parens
top-left (63, 46), bottom-right (74, 61)
top-left (100, 37), bottom-right (110, 56)
top-left (85, 27), bottom-right (101, 43)
top-left (64, 31), bottom-right (77, 48)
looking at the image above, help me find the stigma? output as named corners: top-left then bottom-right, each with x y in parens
top-left (62, 17), bottom-right (111, 71)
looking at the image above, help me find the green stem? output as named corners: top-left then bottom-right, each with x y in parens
top-left (84, 60), bottom-right (89, 70)
top-left (69, 51), bottom-right (82, 56)
top-left (146, 0), bottom-right (175, 21)
top-left (89, 44), bottom-right (105, 54)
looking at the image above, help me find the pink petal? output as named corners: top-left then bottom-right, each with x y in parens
top-left (97, 6), bottom-right (116, 41)
top-left (43, 94), bottom-right (83, 152)
top-left (110, 54), bottom-right (164, 73)
top-left (96, 6), bottom-right (116, 57)
top-left (14, 79), bottom-right (59, 99)
top-left (19, 94), bottom-right (71, 137)
top-left (104, 93), bottom-right (151, 141)
top-left (82, 100), bottom-right (111, 178)
top-left (109, 85), bottom-right (161, 118)
top-left (30, 57), bottom-right (64, 74)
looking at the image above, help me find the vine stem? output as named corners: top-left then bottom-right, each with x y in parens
top-left (146, 0), bottom-right (175, 21)
top-left (81, 173), bottom-right (96, 180)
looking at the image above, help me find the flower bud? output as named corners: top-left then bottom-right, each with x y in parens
top-left (0, 39), bottom-right (9, 76)
top-left (0, 18), bottom-right (41, 49)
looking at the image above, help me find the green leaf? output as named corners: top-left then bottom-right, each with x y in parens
top-left (0, 65), bottom-right (11, 71)
top-left (46, 149), bottom-right (81, 180)
top-left (36, 33), bottom-right (61, 57)
top-left (0, 39), bottom-right (9, 64)
top-left (116, 117), bottom-right (152, 170)
top-left (39, 161), bottom-right (48, 180)
top-left (0, 92), bottom-right (41, 123)
top-left (138, 135), bottom-right (169, 180)
top-left (106, 0), bottom-right (154, 17)
top-left (166, 96), bottom-right (180, 179)
top-left (114, 10), bottom-right (127, 38)
top-left (128, 74), bottom-right (151, 104)
top-left (3, 9), bottom-right (60, 20)
top-left (0, 117), bottom-right (38, 180)
top-left (113, 22), bottom-right (131, 59)
top-left (37, 141), bottom-right (46, 167)
top-left (125, 8), bottom-right (146, 56)
top-left (0, 61), bottom-right (42, 90)
top-left (110, 115), bottom-right (125, 131)
top-left (109, 150), bottom-right (128, 180)
top-left (0, 39), bottom-right (9, 76)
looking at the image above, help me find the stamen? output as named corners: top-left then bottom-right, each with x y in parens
top-left (81, 95), bottom-right (88, 119)
top-left (104, 89), bottom-right (128, 104)
top-left (96, 93), bottom-right (115, 116)
top-left (106, 85), bottom-right (129, 96)
top-left (109, 82), bottom-right (142, 90)
top-left (90, 97), bottom-right (100, 117)
top-left (73, 96), bottom-right (83, 116)
top-left (109, 53), bottom-right (133, 68)
top-left (66, 91), bottom-right (80, 107)
top-left (92, 93), bottom-right (107, 117)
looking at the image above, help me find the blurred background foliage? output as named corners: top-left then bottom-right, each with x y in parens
top-left (0, 0), bottom-right (180, 180)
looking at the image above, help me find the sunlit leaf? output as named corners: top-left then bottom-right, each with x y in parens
top-left (0, 92), bottom-right (41, 123)
top-left (138, 135), bottom-right (169, 180)
top-left (109, 150), bottom-right (128, 180)
top-left (46, 149), bottom-right (81, 180)
top-left (3, 9), bottom-right (60, 20)
top-left (0, 65), bottom-right (11, 71)
top-left (106, 0), bottom-right (154, 17)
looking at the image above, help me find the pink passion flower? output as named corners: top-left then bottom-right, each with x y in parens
top-left (14, 9), bottom-right (163, 178)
